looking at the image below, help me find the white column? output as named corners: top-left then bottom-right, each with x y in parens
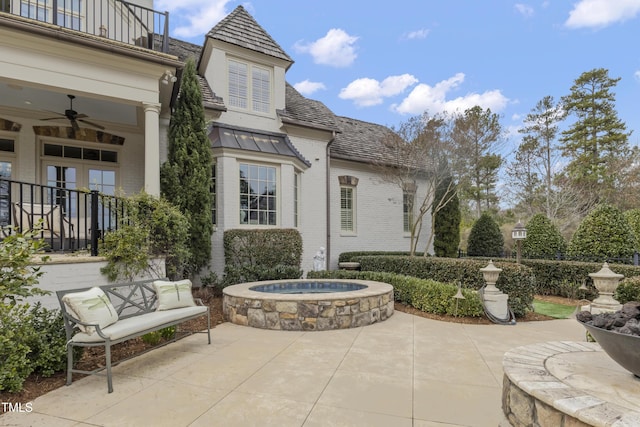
top-left (143, 102), bottom-right (161, 196)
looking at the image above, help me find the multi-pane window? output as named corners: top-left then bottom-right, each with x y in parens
top-left (228, 60), bottom-right (248, 109)
top-left (211, 163), bottom-right (217, 226)
top-left (20, 0), bottom-right (81, 30)
top-left (403, 191), bottom-right (414, 233)
top-left (252, 67), bottom-right (270, 113)
top-left (340, 186), bottom-right (355, 232)
top-left (239, 163), bottom-right (277, 225)
top-left (0, 138), bottom-right (14, 227)
top-left (228, 59), bottom-right (271, 113)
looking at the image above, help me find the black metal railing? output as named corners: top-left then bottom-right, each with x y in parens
top-left (0, 177), bottom-right (126, 255)
top-left (0, 0), bottom-right (169, 53)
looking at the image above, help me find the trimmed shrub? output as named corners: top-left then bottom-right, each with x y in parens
top-left (615, 276), bottom-right (640, 304)
top-left (339, 251), bottom-right (424, 263)
top-left (223, 229), bottom-right (303, 286)
top-left (624, 209), bottom-right (640, 250)
top-left (346, 255), bottom-right (534, 317)
top-left (467, 212), bottom-right (504, 257)
top-left (523, 214), bottom-right (566, 259)
top-left (307, 270), bottom-right (483, 317)
top-left (568, 204), bottom-right (637, 259)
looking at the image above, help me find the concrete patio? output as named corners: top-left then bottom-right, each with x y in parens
top-left (0, 311), bottom-right (586, 426)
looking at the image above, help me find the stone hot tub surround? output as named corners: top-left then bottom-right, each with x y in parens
top-left (223, 279), bottom-right (394, 331)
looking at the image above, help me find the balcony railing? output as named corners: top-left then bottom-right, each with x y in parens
top-left (1, 0), bottom-right (169, 53)
top-left (0, 177), bottom-right (127, 255)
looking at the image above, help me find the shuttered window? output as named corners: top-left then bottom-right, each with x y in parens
top-left (340, 186), bottom-right (355, 232)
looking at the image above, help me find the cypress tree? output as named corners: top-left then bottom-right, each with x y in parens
top-left (161, 58), bottom-right (213, 276)
top-left (433, 176), bottom-right (461, 257)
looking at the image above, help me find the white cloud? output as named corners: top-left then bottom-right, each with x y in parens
top-left (392, 73), bottom-right (509, 115)
top-left (404, 29), bottom-right (430, 40)
top-left (635, 70), bottom-right (640, 81)
top-left (512, 113), bottom-right (522, 121)
top-left (339, 74), bottom-right (418, 107)
top-left (514, 3), bottom-right (535, 17)
top-left (294, 29), bottom-right (359, 67)
top-left (565, 0), bottom-right (640, 29)
top-left (293, 80), bottom-right (327, 95)
top-left (156, 0), bottom-right (232, 38)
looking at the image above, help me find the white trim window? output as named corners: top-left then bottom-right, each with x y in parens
top-left (20, 0), bottom-right (81, 31)
top-left (239, 163), bottom-right (277, 226)
top-left (0, 137), bottom-right (15, 227)
top-left (340, 186), bottom-right (355, 233)
top-left (228, 59), bottom-right (271, 114)
top-left (403, 191), bottom-right (414, 233)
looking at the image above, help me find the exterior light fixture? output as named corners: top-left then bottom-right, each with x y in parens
top-left (511, 220), bottom-right (527, 264)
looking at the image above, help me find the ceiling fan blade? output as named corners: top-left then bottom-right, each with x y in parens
top-left (74, 113), bottom-right (88, 119)
top-left (70, 119), bottom-right (80, 132)
top-left (78, 119), bottom-right (105, 130)
top-left (40, 117), bottom-right (66, 121)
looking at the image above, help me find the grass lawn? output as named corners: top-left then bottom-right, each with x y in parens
top-left (533, 299), bottom-right (578, 319)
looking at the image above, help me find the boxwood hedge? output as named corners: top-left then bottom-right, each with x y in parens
top-left (307, 270), bottom-right (483, 317)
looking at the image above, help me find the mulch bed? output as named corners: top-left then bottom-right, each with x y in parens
top-left (1, 292), bottom-right (577, 409)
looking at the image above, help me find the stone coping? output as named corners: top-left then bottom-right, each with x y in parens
top-left (223, 279), bottom-right (392, 301)
top-left (502, 341), bottom-right (640, 426)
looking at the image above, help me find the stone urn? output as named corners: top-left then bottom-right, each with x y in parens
top-left (589, 262), bottom-right (624, 313)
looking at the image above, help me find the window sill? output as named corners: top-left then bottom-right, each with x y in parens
top-left (340, 232), bottom-right (357, 237)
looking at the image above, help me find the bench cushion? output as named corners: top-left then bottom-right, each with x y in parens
top-left (70, 305), bottom-right (208, 343)
top-left (153, 279), bottom-right (196, 310)
top-left (62, 287), bottom-right (119, 335)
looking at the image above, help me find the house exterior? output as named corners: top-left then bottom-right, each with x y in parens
top-left (0, 3), bottom-right (432, 277)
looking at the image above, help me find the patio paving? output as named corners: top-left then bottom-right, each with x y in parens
top-left (0, 311), bottom-right (586, 426)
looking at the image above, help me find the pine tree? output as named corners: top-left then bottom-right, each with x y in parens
top-left (160, 59), bottom-right (213, 276)
top-left (433, 176), bottom-right (460, 257)
top-left (560, 68), bottom-right (631, 205)
top-left (451, 106), bottom-right (503, 218)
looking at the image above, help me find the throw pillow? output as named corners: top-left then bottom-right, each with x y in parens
top-left (153, 279), bottom-right (196, 311)
top-left (62, 287), bottom-right (119, 335)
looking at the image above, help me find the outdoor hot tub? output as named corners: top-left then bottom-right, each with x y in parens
top-left (223, 279), bottom-right (394, 331)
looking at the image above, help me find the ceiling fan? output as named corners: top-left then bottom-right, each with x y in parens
top-left (41, 94), bottom-right (105, 132)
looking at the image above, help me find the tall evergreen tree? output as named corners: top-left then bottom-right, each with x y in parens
top-left (451, 106), bottom-right (503, 218)
top-left (160, 59), bottom-right (213, 276)
top-left (518, 96), bottom-right (565, 217)
top-left (560, 68), bottom-right (632, 205)
top-left (433, 175), bottom-right (461, 257)
top-left (467, 212), bottom-right (504, 257)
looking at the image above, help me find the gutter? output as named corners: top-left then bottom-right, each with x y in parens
top-left (326, 131), bottom-right (336, 270)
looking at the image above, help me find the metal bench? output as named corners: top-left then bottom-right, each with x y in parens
top-left (56, 279), bottom-right (211, 393)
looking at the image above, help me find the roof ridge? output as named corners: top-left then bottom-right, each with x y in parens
top-left (206, 5), bottom-right (293, 63)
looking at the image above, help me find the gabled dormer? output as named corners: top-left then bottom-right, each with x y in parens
top-left (200, 6), bottom-right (293, 128)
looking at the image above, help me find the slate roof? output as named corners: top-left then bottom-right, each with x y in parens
top-left (167, 38), bottom-right (226, 111)
top-left (278, 83), bottom-right (339, 132)
top-left (331, 116), bottom-right (405, 166)
top-left (206, 6), bottom-right (293, 64)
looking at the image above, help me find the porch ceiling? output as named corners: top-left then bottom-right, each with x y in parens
top-left (0, 82), bottom-right (137, 128)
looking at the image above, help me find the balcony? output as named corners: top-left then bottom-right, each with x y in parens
top-left (0, 0), bottom-right (169, 53)
top-left (0, 177), bottom-right (127, 255)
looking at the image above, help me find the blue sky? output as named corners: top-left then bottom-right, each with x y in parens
top-left (156, 0), bottom-right (640, 158)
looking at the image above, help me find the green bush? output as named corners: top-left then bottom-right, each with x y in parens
top-left (520, 259), bottom-right (640, 299)
top-left (223, 229), bottom-right (303, 286)
top-left (345, 255), bottom-right (534, 317)
top-left (615, 276), bottom-right (640, 304)
top-left (307, 270), bottom-right (483, 317)
top-left (523, 214), bottom-right (566, 259)
top-left (0, 303), bottom-right (71, 392)
top-left (624, 209), bottom-right (640, 251)
top-left (568, 204), bottom-right (637, 259)
top-left (467, 212), bottom-right (504, 257)
top-left (339, 251), bottom-right (424, 263)
top-left (101, 193), bottom-right (190, 281)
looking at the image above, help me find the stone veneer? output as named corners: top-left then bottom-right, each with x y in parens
top-left (223, 279), bottom-right (394, 331)
top-left (502, 341), bottom-right (640, 426)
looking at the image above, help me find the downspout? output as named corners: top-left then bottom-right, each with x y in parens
top-left (326, 131), bottom-right (336, 270)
